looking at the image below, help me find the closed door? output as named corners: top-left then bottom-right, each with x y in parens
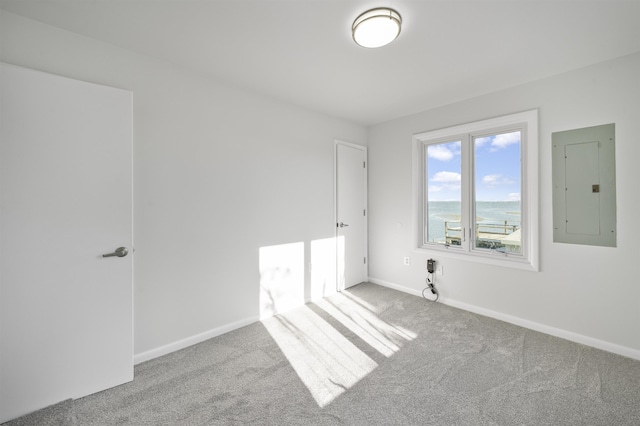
top-left (335, 141), bottom-right (367, 291)
top-left (0, 64), bottom-right (133, 422)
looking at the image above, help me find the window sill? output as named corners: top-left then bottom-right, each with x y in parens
top-left (414, 244), bottom-right (539, 272)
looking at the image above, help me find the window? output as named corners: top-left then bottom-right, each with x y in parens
top-left (413, 110), bottom-right (538, 271)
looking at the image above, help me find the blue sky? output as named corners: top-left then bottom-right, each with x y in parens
top-left (427, 131), bottom-right (521, 202)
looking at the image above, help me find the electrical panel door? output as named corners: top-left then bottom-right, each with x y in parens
top-left (552, 123), bottom-right (616, 247)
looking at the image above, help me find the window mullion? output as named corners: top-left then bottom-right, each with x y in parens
top-left (460, 134), bottom-right (472, 252)
top-left (422, 141), bottom-right (429, 246)
top-left (519, 124), bottom-right (528, 259)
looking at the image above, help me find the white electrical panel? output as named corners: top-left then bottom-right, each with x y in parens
top-left (552, 123), bottom-right (616, 247)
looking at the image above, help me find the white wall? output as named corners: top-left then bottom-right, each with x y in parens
top-left (0, 11), bottom-right (366, 358)
top-left (368, 52), bottom-right (640, 358)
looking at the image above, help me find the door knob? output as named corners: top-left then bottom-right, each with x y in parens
top-left (103, 247), bottom-right (129, 258)
top-left (338, 222), bottom-right (350, 228)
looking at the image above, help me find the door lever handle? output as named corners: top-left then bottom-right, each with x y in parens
top-left (103, 247), bottom-right (129, 258)
top-left (338, 222), bottom-right (350, 228)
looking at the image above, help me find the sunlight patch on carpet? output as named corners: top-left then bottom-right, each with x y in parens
top-left (315, 293), bottom-right (417, 357)
top-left (263, 306), bottom-right (377, 407)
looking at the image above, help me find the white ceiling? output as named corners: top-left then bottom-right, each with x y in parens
top-left (2, 0), bottom-right (640, 126)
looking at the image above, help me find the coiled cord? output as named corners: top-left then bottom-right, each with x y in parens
top-left (422, 273), bottom-right (439, 302)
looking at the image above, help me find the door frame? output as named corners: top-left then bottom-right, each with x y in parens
top-left (334, 140), bottom-right (368, 292)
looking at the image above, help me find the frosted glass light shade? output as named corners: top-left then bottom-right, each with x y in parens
top-left (352, 8), bottom-right (402, 48)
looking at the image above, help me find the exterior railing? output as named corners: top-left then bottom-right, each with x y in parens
top-left (444, 220), bottom-right (520, 251)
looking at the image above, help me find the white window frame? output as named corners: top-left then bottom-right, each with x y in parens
top-left (412, 110), bottom-right (539, 271)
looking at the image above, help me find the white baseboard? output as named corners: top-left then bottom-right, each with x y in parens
top-left (368, 276), bottom-right (640, 361)
top-left (368, 277), bottom-right (423, 297)
top-left (133, 315), bottom-right (260, 365)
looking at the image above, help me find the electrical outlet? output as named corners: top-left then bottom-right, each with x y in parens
top-left (403, 257), bottom-right (410, 266)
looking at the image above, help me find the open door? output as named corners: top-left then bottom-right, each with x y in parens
top-left (0, 64), bottom-right (133, 422)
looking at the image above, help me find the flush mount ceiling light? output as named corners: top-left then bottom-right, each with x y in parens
top-left (352, 7), bottom-right (402, 48)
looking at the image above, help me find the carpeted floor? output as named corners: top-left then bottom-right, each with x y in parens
top-left (5, 282), bottom-right (640, 425)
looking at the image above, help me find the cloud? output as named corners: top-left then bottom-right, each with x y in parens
top-left (482, 174), bottom-right (501, 185)
top-left (429, 171), bottom-right (461, 194)
top-left (432, 171), bottom-right (461, 183)
top-left (492, 131), bottom-right (520, 148)
top-left (475, 131), bottom-right (520, 150)
top-left (427, 143), bottom-right (459, 161)
top-left (429, 184), bottom-right (461, 196)
top-left (482, 174), bottom-right (515, 186)
top-left (475, 136), bottom-right (491, 147)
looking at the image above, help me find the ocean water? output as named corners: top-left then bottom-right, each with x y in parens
top-left (427, 201), bottom-right (521, 243)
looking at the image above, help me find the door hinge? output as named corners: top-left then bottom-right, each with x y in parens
top-left (363, 209), bottom-right (366, 216)
top-left (363, 161), bottom-right (366, 168)
top-left (364, 257), bottom-right (367, 264)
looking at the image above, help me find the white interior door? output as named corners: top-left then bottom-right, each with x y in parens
top-left (0, 64), bottom-right (133, 423)
top-left (336, 141), bottom-right (367, 291)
